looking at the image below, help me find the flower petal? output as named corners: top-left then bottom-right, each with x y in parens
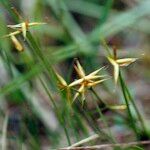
top-left (107, 56), bottom-right (117, 66)
top-left (69, 78), bottom-right (83, 87)
top-left (74, 60), bottom-right (85, 78)
top-left (73, 84), bottom-right (84, 102)
top-left (108, 104), bottom-right (127, 110)
top-left (87, 78), bottom-right (109, 87)
top-left (10, 35), bottom-right (23, 51)
top-left (114, 62), bottom-right (119, 84)
top-left (21, 22), bottom-right (27, 39)
top-left (116, 58), bottom-right (138, 66)
top-left (107, 57), bottom-right (119, 84)
top-left (28, 22), bottom-right (46, 27)
top-left (55, 72), bottom-right (67, 87)
top-left (85, 75), bottom-right (108, 80)
top-left (3, 31), bottom-right (21, 38)
top-left (7, 24), bottom-right (22, 29)
top-left (87, 66), bottom-right (106, 77)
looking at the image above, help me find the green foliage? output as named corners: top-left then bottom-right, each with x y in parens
top-left (0, 0), bottom-right (150, 149)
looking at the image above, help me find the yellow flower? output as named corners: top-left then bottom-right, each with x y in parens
top-left (7, 21), bottom-right (46, 39)
top-left (55, 71), bottom-right (71, 103)
top-left (3, 20), bottom-right (45, 51)
top-left (69, 60), bottom-right (108, 102)
top-left (55, 71), bottom-right (68, 90)
top-left (10, 35), bottom-right (23, 51)
top-left (107, 56), bottom-right (137, 84)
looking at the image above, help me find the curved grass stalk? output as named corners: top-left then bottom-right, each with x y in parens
top-left (79, 103), bottom-right (114, 143)
top-left (39, 77), bottom-right (71, 145)
top-left (120, 72), bottom-right (149, 138)
top-left (90, 88), bottom-right (116, 143)
top-left (119, 71), bottom-right (140, 138)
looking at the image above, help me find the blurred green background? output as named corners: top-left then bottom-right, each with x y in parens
top-left (0, 0), bottom-right (150, 149)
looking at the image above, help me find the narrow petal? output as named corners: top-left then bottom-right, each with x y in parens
top-left (74, 65), bottom-right (83, 78)
top-left (87, 78), bottom-right (109, 87)
top-left (116, 58), bottom-right (138, 66)
top-left (114, 62), bottom-right (119, 84)
top-left (7, 24), bottom-right (22, 29)
top-left (85, 75), bottom-right (108, 80)
top-left (28, 22), bottom-right (46, 27)
top-left (10, 35), bottom-right (23, 51)
top-left (75, 60), bottom-right (85, 78)
top-left (21, 22), bottom-right (27, 39)
top-left (55, 72), bottom-right (67, 87)
top-left (107, 57), bottom-right (119, 84)
top-left (107, 56), bottom-right (117, 66)
top-left (108, 104), bottom-right (127, 110)
top-left (87, 66), bottom-right (106, 77)
top-left (73, 84), bottom-right (84, 102)
top-left (3, 31), bottom-right (21, 38)
top-left (69, 78), bottom-right (83, 87)
top-left (7, 22), bottom-right (46, 29)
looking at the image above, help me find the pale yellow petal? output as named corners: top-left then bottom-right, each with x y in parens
top-left (75, 60), bottom-right (85, 78)
top-left (87, 78), bottom-right (109, 87)
top-left (73, 84), bottom-right (84, 102)
top-left (7, 23), bottom-right (22, 29)
top-left (85, 75), bottom-right (108, 80)
top-left (10, 35), bottom-right (23, 51)
top-left (107, 56), bottom-right (117, 66)
top-left (21, 22), bottom-right (27, 39)
top-left (107, 57), bottom-right (119, 84)
top-left (28, 22), bottom-right (46, 27)
top-left (108, 104), bottom-right (127, 110)
top-left (114, 62), bottom-right (119, 84)
top-left (7, 22), bottom-right (46, 29)
top-left (55, 72), bottom-right (67, 87)
top-left (69, 78), bottom-right (83, 87)
top-left (3, 31), bottom-right (21, 38)
top-left (116, 58), bottom-right (138, 66)
top-left (87, 66), bottom-right (106, 77)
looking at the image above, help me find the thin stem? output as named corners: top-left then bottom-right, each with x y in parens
top-left (77, 100), bottom-right (113, 143)
top-left (39, 77), bottom-right (71, 145)
top-left (119, 71), bottom-right (139, 137)
top-left (90, 88), bottom-right (116, 143)
top-left (27, 32), bottom-right (57, 86)
top-left (60, 140), bottom-right (150, 150)
top-left (124, 77), bottom-right (149, 137)
top-left (27, 32), bottom-right (72, 145)
top-left (62, 115), bottom-right (72, 145)
top-left (65, 134), bottom-right (99, 149)
top-left (100, 38), bottom-right (112, 57)
top-left (89, 88), bottom-right (106, 108)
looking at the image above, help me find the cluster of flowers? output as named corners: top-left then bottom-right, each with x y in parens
top-left (55, 54), bottom-right (137, 104)
top-left (56, 60), bottom-right (108, 103)
top-left (3, 18), bottom-right (137, 104)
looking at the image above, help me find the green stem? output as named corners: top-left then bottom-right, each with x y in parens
top-left (39, 77), bottom-right (71, 145)
top-left (90, 88), bottom-right (116, 143)
top-left (119, 71), bottom-right (139, 137)
top-left (78, 101), bottom-right (114, 143)
top-left (27, 32), bottom-right (72, 145)
top-left (27, 32), bottom-right (57, 86)
top-left (124, 77), bottom-right (149, 137)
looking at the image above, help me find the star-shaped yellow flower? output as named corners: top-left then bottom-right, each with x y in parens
top-left (7, 21), bottom-right (46, 39)
top-left (107, 56), bottom-right (137, 84)
top-left (3, 21), bottom-right (45, 51)
top-left (55, 71), bottom-right (71, 103)
top-left (69, 60), bottom-right (108, 102)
